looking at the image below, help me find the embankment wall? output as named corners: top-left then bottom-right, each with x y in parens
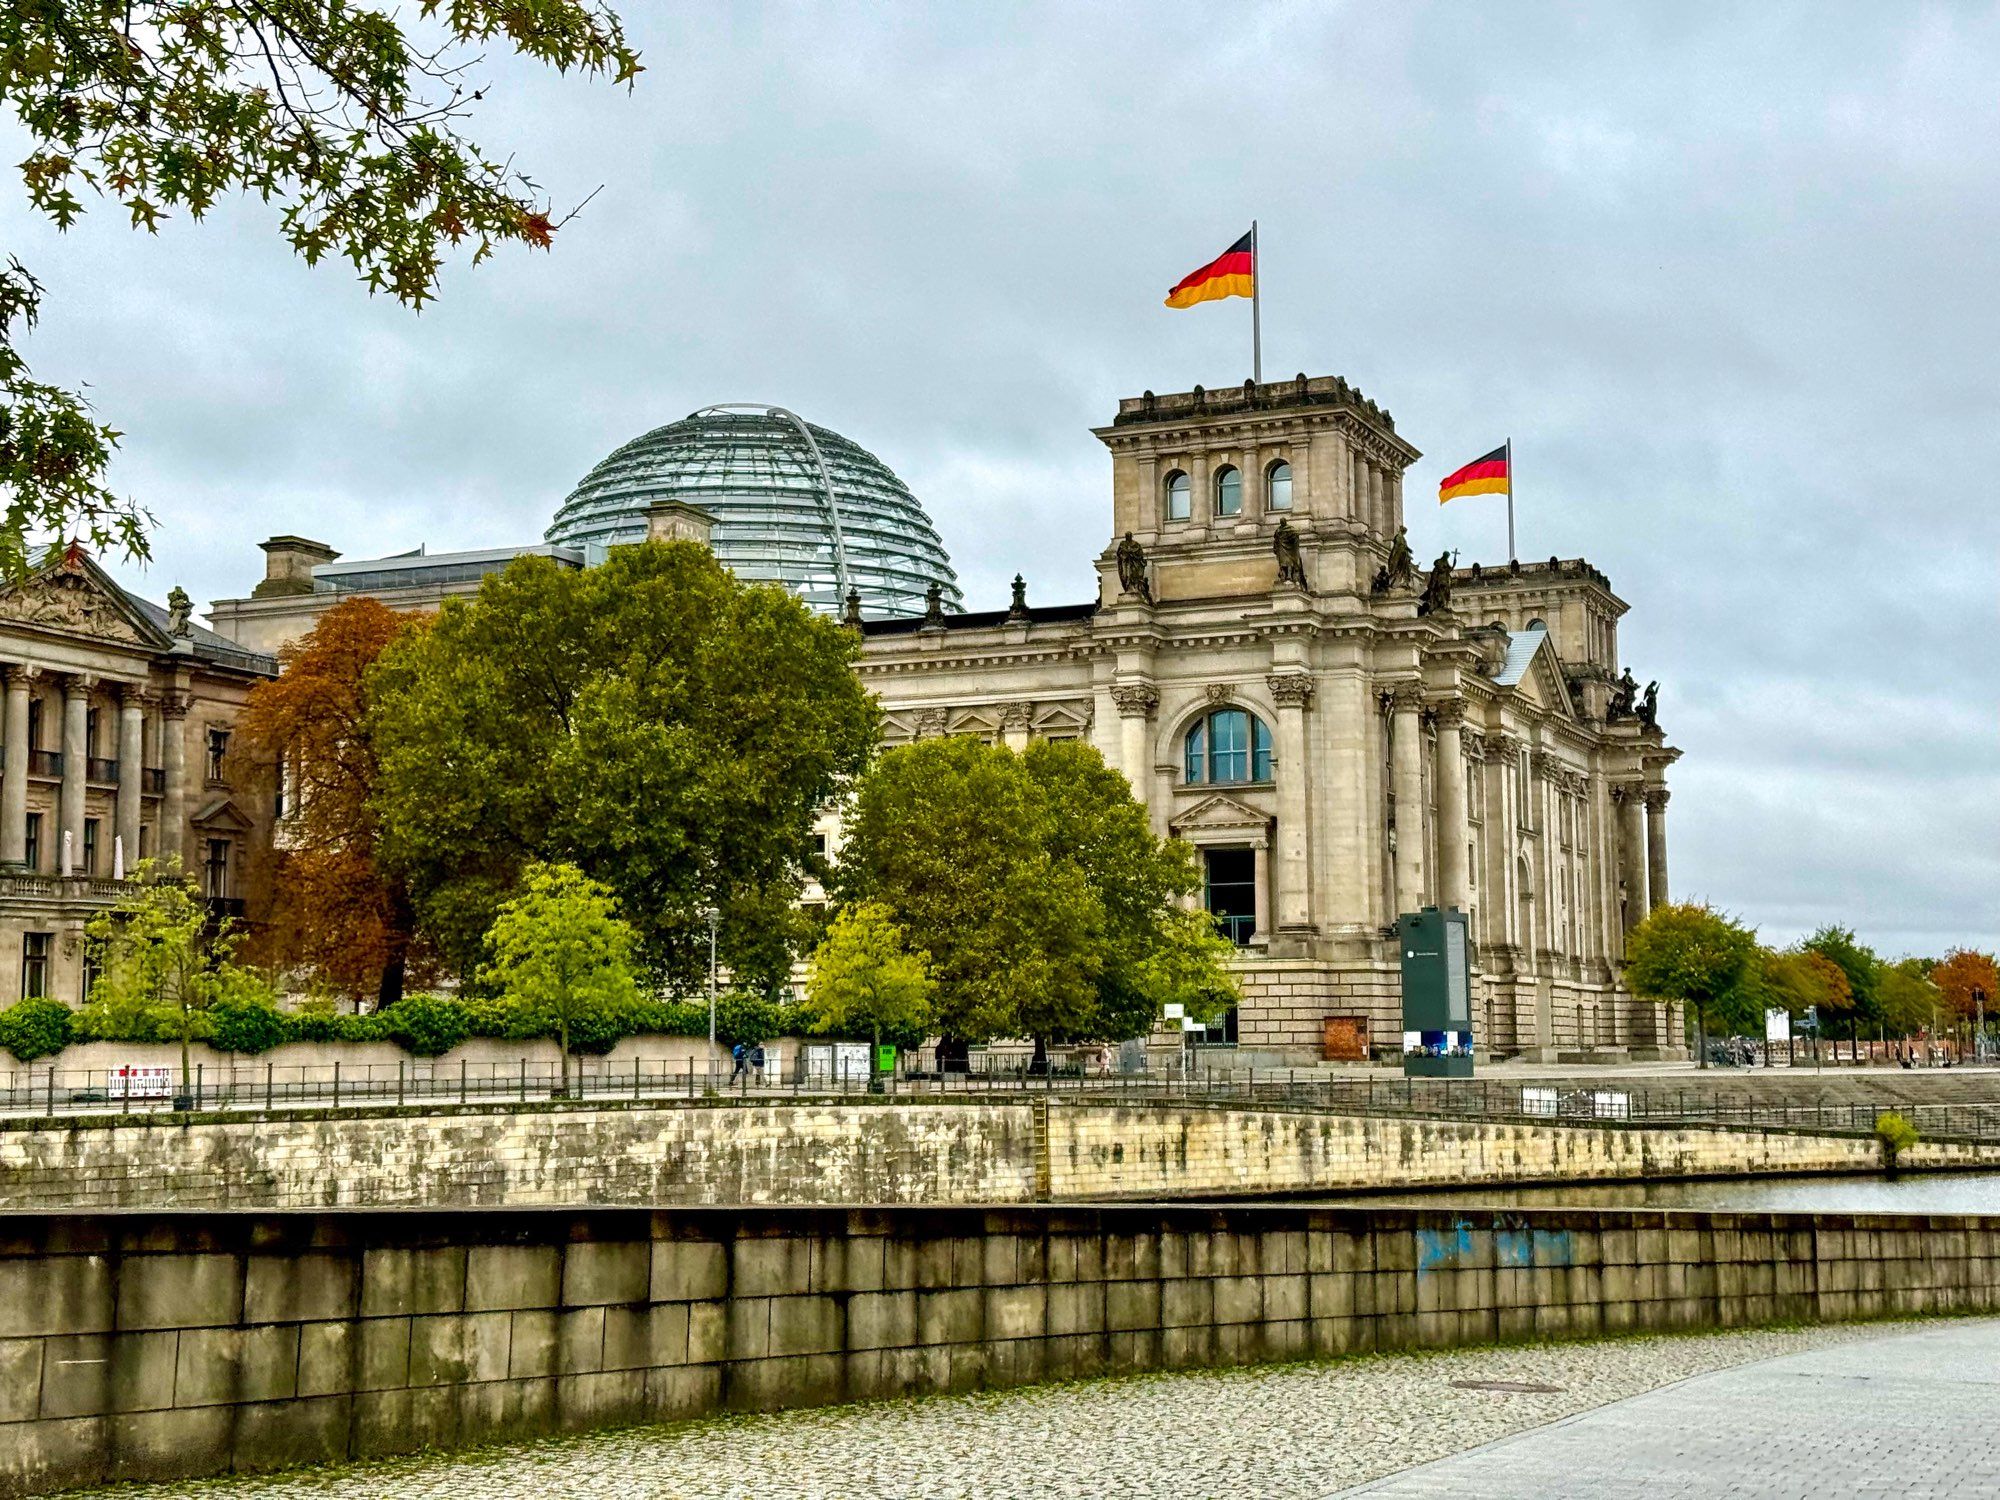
top-left (1, 1202), bottom-right (1995, 1496)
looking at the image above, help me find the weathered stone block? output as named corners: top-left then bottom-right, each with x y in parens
top-left (732, 1237), bottom-right (813, 1300)
top-left (561, 1241), bottom-right (649, 1308)
top-left (244, 1253), bottom-right (356, 1326)
top-left (0, 1255), bottom-right (113, 1339)
top-left (231, 1393), bottom-right (352, 1474)
top-left (1047, 1282), bottom-right (1106, 1337)
top-left (106, 1405), bottom-right (234, 1486)
top-left (984, 1284), bottom-right (1046, 1342)
top-left (464, 1245), bottom-right (560, 1313)
top-left (558, 1305), bottom-right (606, 1375)
top-left (360, 1247), bottom-right (465, 1320)
top-left (651, 1240), bottom-right (728, 1304)
top-left (602, 1301), bottom-right (689, 1371)
top-left (174, 1323), bottom-right (300, 1406)
top-left (643, 1362), bottom-right (721, 1421)
top-left (116, 1254), bottom-right (243, 1331)
top-left (917, 1287), bottom-right (983, 1347)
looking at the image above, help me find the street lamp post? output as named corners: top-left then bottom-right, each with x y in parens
top-left (702, 906), bottom-right (721, 1085)
top-left (1977, 985), bottom-right (1988, 1066)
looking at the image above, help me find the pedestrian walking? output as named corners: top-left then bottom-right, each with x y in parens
top-left (730, 1042), bottom-right (749, 1083)
top-left (750, 1042), bottom-right (766, 1084)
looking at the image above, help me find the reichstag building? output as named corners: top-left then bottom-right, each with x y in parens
top-left (206, 375), bottom-right (1683, 1064)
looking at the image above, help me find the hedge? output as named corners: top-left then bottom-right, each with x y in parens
top-left (1, 989), bottom-right (808, 1062)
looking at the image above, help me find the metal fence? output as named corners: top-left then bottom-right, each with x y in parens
top-left (0, 1059), bottom-right (1995, 1145)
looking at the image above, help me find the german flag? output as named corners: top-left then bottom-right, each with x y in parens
top-left (1439, 445), bottom-right (1510, 504)
top-left (1165, 230), bottom-right (1255, 308)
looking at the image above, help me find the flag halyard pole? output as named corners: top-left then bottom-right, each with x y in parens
top-left (1506, 436), bottom-right (1516, 562)
top-left (1250, 219), bottom-right (1262, 384)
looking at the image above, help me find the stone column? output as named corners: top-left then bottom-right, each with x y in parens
top-left (1614, 784), bottom-right (1648, 934)
top-left (999, 703), bottom-right (1032, 752)
top-left (0, 668), bottom-right (29, 866)
top-left (1251, 838), bottom-right (1272, 942)
top-left (1432, 699), bottom-right (1470, 915)
top-left (115, 685), bottom-right (144, 869)
top-left (1109, 684), bottom-right (1157, 804)
top-left (1267, 672), bottom-right (1314, 932)
top-left (59, 675), bottom-right (90, 869)
top-left (160, 691), bottom-right (190, 866)
top-left (1645, 787), bottom-right (1670, 910)
top-left (1388, 687), bottom-right (1425, 917)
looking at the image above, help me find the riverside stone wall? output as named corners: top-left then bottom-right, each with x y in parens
top-left (1, 1203), bottom-right (1997, 1496)
top-left (0, 1100), bottom-right (1995, 1212)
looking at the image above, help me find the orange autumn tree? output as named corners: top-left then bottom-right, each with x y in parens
top-left (239, 598), bottom-right (433, 1007)
top-left (1934, 950), bottom-right (2000, 1026)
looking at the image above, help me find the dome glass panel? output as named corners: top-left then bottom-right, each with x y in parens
top-left (546, 407), bottom-right (961, 618)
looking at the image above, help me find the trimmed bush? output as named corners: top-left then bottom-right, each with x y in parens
top-left (209, 995), bottom-right (292, 1055)
top-left (381, 993), bottom-right (471, 1057)
top-left (0, 996), bottom-right (74, 1062)
top-left (1876, 1110), bottom-right (1920, 1166)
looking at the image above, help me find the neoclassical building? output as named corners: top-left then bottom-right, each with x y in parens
top-left (0, 547), bottom-right (278, 1002)
top-left (207, 375), bottom-right (1680, 1062)
top-left (849, 377), bottom-right (1680, 1061)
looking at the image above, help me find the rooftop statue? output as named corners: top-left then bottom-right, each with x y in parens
top-left (1116, 532), bottom-right (1153, 603)
top-left (1273, 519), bottom-right (1308, 588)
top-left (1373, 525), bottom-right (1417, 595)
top-left (166, 585), bottom-right (193, 639)
top-left (922, 581), bottom-right (945, 627)
top-left (1638, 680), bottom-right (1660, 728)
top-left (1609, 668), bottom-right (1639, 719)
top-left (1416, 551), bottom-right (1454, 616)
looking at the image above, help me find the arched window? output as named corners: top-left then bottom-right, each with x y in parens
top-left (1183, 707), bottom-right (1273, 784)
top-left (1214, 465), bottom-right (1242, 518)
top-left (1266, 459), bottom-right (1292, 511)
top-left (1165, 469), bottom-right (1191, 521)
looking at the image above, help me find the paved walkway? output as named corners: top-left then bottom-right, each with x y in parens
top-left (1335, 1317), bottom-right (2000, 1499)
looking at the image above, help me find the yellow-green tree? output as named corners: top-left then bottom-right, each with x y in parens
top-left (1623, 903), bottom-right (1757, 1067)
top-left (481, 862), bottom-right (639, 1097)
top-left (802, 902), bottom-right (934, 1057)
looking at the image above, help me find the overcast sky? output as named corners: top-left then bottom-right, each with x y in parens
top-left (8, 3), bottom-right (1997, 958)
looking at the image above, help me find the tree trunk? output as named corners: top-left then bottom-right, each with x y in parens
top-left (1696, 1007), bottom-right (1708, 1069)
top-left (376, 882), bottom-right (415, 1010)
top-left (558, 1014), bottom-right (571, 1097)
top-left (1031, 1034), bottom-right (1049, 1077)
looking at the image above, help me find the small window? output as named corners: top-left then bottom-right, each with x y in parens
top-left (80, 948), bottom-right (100, 1004)
top-left (1203, 846), bottom-right (1258, 947)
top-left (82, 818), bottom-right (98, 876)
top-left (1183, 708), bottom-right (1273, 785)
top-left (1267, 460), bottom-right (1293, 511)
top-left (1215, 465), bottom-right (1242, 518)
top-left (1165, 470), bottom-right (1191, 521)
top-left (23, 813), bottom-right (40, 874)
top-left (85, 707), bottom-right (99, 757)
top-left (21, 933), bottom-right (50, 999)
top-left (25, 699), bottom-right (41, 753)
top-left (204, 838), bottom-right (230, 899)
top-left (206, 727), bottom-right (230, 783)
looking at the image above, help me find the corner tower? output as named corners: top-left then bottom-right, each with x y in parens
top-left (1090, 374), bottom-right (1420, 604)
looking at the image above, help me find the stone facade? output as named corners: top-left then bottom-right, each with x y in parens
top-left (0, 1203), bottom-right (1995, 1495)
top-left (848, 377), bottom-right (1680, 1061)
top-left (0, 548), bottom-right (277, 1004)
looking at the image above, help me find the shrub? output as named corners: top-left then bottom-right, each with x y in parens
top-left (460, 991), bottom-right (531, 1040)
top-left (74, 990), bottom-right (182, 1045)
top-left (336, 1011), bottom-right (391, 1044)
top-left (287, 999), bottom-right (346, 1042)
top-left (209, 994), bottom-right (292, 1055)
top-left (0, 996), bottom-right (74, 1062)
top-left (1875, 1110), bottom-right (1920, 1164)
top-left (714, 990), bottom-right (792, 1046)
top-left (381, 993), bottom-right (471, 1057)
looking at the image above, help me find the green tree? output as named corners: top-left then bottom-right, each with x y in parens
top-left (368, 542), bottom-right (878, 988)
top-left (837, 737), bottom-right (1233, 1056)
top-left (481, 862), bottom-right (639, 1097)
top-left (1802, 925), bottom-right (1883, 1055)
top-left (802, 902), bottom-right (934, 1057)
top-left (1, 2), bottom-right (639, 576)
top-left (1623, 902), bottom-right (1758, 1067)
top-left (83, 859), bottom-right (255, 1099)
top-left (1878, 958), bottom-right (1942, 1045)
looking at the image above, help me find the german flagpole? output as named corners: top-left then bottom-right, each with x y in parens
top-left (1506, 436), bottom-right (1516, 562)
top-left (1250, 219), bottom-right (1262, 384)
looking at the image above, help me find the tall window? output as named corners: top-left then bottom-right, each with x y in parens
top-left (1183, 707), bottom-right (1273, 785)
top-left (1266, 460), bottom-right (1293, 511)
top-left (206, 727), bottom-right (230, 783)
top-left (82, 818), bottom-right (97, 875)
top-left (23, 813), bottom-right (39, 873)
top-left (1165, 469), bottom-right (1191, 521)
top-left (1203, 846), bottom-right (1258, 947)
top-left (25, 698), bottom-right (40, 752)
top-left (204, 838), bottom-right (230, 899)
top-left (85, 706), bottom-right (99, 756)
top-left (1214, 465), bottom-right (1242, 518)
top-left (21, 933), bottom-right (49, 998)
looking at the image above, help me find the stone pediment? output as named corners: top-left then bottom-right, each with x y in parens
top-left (1504, 632), bottom-right (1577, 721)
top-left (191, 794), bottom-right (255, 833)
top-left (1171, 792), bottom-right (1271, 836)
top-left (0, 549), bottom-right (164, 649)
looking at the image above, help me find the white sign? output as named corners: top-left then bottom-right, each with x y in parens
top-left (1764, 1008), bottom-right (1792, 1044)
top-left (108, 1066), bottom-right (171, 1100)
top-left (1521, 1087), bottom-right (1559, 1118)
top-left (1162, 1003), bottom-right (1185, 1021)
top-left (1590, 1090), bottom-right (1632, 1120)
top-left (799, 1042), bottom-right (870, 1084)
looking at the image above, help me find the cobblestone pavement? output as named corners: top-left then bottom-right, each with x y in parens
top-left (71, 1320), bottom-right (1964, 1500)
top-left (1334, 1316), bottom-right (2000, 1499)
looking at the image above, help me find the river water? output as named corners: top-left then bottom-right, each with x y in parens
top-left (1315, 1171), bottom-right (2000, 1214)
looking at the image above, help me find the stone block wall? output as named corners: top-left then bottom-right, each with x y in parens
top-left (1, 1204), bottom-right (1996, 1496)
top-left (0, 1100), bottom-right (1994, 1212)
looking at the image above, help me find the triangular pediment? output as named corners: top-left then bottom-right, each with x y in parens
top-left (0, 548), bottom-right (166, 649)
top-left (191, 794), bottom-right (255, 833)
top-left (1171, 792), bottom-right (1271, 835)
top-left (1501, 631), bottom-right (1577, 721)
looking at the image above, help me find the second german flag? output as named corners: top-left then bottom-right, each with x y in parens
top-left (1439, 445), bottom-right (1510, 504)
top-left (1165, 230), bottom-right (1255, 308)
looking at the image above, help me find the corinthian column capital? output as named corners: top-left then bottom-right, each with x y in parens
top-left (1266, 672), bottom-right (1315, 710)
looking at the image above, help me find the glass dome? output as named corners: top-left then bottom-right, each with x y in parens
top-left (546, 405), bottom-right (962, 618)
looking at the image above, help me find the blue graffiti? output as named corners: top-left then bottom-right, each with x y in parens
top-left (1415, 1216), bottom-right (1575, 1273)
